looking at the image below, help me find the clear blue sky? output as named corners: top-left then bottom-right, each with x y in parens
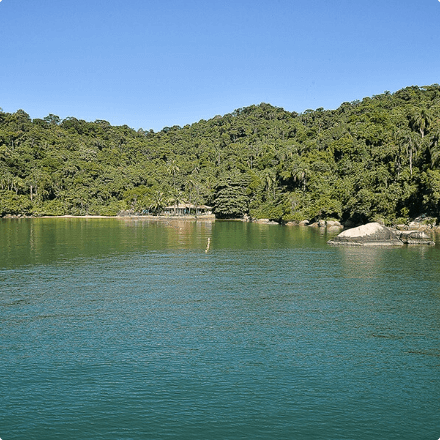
top-left (1, 0), bottom-right (439, 132)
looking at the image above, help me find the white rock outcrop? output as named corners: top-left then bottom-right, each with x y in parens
top-left (328, 222), bottom-right (435, 246)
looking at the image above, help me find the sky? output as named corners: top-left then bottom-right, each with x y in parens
top-left (1, 0), bottom-right (439, 132)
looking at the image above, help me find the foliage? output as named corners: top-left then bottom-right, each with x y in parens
top-left (1, 84), bottom-right (440, 223)
top-left (213, 171), bottom-right (250, 218)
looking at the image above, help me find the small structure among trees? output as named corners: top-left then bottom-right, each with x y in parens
top-left (162, 203), bottom-right (212, 216)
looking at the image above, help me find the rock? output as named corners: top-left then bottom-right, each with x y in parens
top-left (407, 214), bottom-right (436, 230)
top-left (328, 225), bottom-right (343, 232)
top-left (326, 220), bottom-right (342, 227)
top-left (327, 222), bottom-right (403, 246)
top-left (398, 230), bottom-right (435, 245)
top-left (408, 222), bottom-right (422, 229)
top-left (395, 224), bottom-right (408, 230)
top-left (318, 220), bottom-right (326, 228)
top-left (326, 220), bottom-right (343, 232)
top-left (298, 220), bottom-right (310, 226)
top-left (285, 221), bottom-right (298, 226)
top-left (408, 222), bottom-right (431, 232)
top-left (254, 218), bottom-right (278, 224)
top-left (328, 222), bottom-right (435, 246)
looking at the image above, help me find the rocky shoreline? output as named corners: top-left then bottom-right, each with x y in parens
top-left (327, 222), bottom-right (435, 246)
top-left (2, 213), bottom-right (439, 237)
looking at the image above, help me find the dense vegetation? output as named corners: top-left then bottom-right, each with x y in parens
top-left (1, 84), bottom-right (440, 224)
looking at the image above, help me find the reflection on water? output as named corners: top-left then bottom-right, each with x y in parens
top-left (0, 218), bottom-right (216, 268)
top-left (336, 246), bottom-right (404, 281)
top-left (1, 219), bottom-right (440, 440)
top-left (0, 218), bottom-right (332, 268)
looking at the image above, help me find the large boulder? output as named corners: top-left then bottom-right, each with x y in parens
top-left (328, 222), bottom-right (435, 246)
top-left (328, 222), bottom-right (403, 246)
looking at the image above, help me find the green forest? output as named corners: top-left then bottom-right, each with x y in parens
top-left (1, 84), bottom-right (440, 225)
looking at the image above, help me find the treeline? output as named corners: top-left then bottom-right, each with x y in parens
top-left (1, 84), bottom-right (440, 224)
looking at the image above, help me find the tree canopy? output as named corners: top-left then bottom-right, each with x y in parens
top-left (1, 84), bottom-right (440, 224)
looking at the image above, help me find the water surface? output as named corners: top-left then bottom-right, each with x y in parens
top-left (1, 219), bottom-right (439, 439)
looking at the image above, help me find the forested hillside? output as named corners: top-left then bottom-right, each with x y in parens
top-left (1, 84), bottom-right (440, 224)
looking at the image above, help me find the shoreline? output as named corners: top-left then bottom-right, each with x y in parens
top-left (2, 214), bottom-right (216, 221)
top-left (1, 214), bottom-right (439, 233)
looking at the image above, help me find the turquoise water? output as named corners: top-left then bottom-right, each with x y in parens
top-left (1, 219), bottom-right (439, 439)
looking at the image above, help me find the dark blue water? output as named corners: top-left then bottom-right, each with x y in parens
top-left (1, 219), bottom-right (439, 439)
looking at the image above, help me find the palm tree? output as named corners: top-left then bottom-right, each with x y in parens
top-left (149, 190), bottom-right (165, 215)
top-left (409, 108), bottom-right (432, 138)
top-left (429, 125), bottom-right (440, 167)
top-left (405, 131), bottom-right (419, 177)
top-left (261, 169), bottom-right (277, 200)
top-left (392, 129), bottom-right (403, 178)
top-left (280, 157), bottom-right (307, 192)
top-left (172, 190), bottom-right (183, 215)
top-left (396, 129), bottom-right (419, 177)
top-left (166, 159), bottom-right (180, 192)
top-left (289, 157), bottom-right (310, 192)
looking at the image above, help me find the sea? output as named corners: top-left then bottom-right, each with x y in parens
top-left (1, 218), bottom-right (439, 440)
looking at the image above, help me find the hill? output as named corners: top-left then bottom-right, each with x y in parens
top-left (1, 84), bottom-right (440, 224)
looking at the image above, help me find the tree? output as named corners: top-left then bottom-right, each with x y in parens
top-left (429, 125), bottom-right (440, 167)
top-left (409, 108), bottom-right (432, 138)
top-left (0, 190), bottom-right (33, 216)
top-left (149, 190), bottom-right (166, 214)
top-left (2, 84), bottom-right (440, 222)
top-left (396, 129), bottom-right (419, 177)
top-left (282, 156), bottom-right (310, 192)
top-left (213, 171), bottom-right (250, 218)
top-left (166, 159), bottom-right (180, 193)
top-left (261, 168), bottom-right (277, 200)
top-left (43, 114), bottom-right (61, 126)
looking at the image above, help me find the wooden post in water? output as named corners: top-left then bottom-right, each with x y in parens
top-left (205, 237), bottom-right (211, 253)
